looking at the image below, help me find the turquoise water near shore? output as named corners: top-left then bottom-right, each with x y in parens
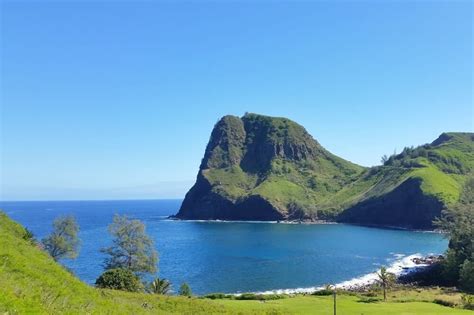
top-left (0, 199), bottom-right (448, 295)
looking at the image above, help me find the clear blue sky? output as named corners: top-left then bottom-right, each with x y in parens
top-left (1, 1), bottom-right (472, 201)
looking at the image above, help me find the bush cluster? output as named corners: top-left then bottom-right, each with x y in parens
top-left (235, 293), bottom-right (285, 301)
top-left (95, 268), bottom-right (144, 292)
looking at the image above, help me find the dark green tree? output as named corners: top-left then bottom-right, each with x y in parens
top-left (42, 215), bottom-right (79, 261)
top-left (95, 268), bottom-right (144, 292)
top-left (101, 215), bottom-right (158, 275)
top-left (435, 178), bottom-right (473, 291)
top-left (459, 256), bottom-right (474, 293)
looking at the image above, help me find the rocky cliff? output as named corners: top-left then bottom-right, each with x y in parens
top-left (175, 114), bottom-right (474, 229)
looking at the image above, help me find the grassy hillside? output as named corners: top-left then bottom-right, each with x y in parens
top-left (336, 132), bottom-right (474, 228)
top-left (0, 211), bottom-right (265, 314)
top-left (0, 212), bottom-right (472, 314)
top-left (318, 133), bottom-right (473, 211)
top-left (217, 290), bottom-right (473, 315)
top-left (203, 113), bottom-right (365, 209)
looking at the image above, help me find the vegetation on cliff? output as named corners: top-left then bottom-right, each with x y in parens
top-left (178, 113), bottom-right (364, 221)
top-left (337, 132), bottom-right (474, 228)
top-left (436, 178), bottom-right (474, 293)
top-left (177, 114), bottom-right (473, 229)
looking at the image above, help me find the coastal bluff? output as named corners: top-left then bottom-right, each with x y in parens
top-left (175, 113), bottom-right (474, 229)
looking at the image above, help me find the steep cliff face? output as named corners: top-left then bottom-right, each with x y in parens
top-left (332, 132), bottom-right (474, 228)
top-left (338, 178), bottom-right (444, 229)
top-left (175, 114), bottom-right (474, 229)
top-left (176, 113), bottom-right (363, 221)
top-left (200, 114), bottom-right (324, 171)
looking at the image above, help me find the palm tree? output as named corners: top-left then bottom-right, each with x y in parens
top-left (324, 284), bottom-right (334, 291)
top-left (377, 266), bottom-right (396, 301)
top-left (149, 278), bottom-right (171, 295)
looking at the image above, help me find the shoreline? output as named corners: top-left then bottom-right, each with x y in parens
top-left (229, 253), bottom-right (442, 296)
top-left (168, 217), bottom-right (441, 232)
top-left (167, 217), bottom-right (336, 225)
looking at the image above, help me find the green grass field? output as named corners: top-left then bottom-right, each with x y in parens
top-left (1, 212), bottom-right (472, 314)
top-left (218, 293), bottom-right (473, 315)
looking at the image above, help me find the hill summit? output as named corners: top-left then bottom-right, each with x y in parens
top-left (176, 114), bottom-right (474, 229)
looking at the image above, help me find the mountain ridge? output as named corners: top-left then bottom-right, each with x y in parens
top-left (176, 113), bottom-right (473, 229)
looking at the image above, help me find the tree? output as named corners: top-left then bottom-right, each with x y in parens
top-left (101, 214), bottom-right (158, 275)
top-left (381, 154), bottom-right (389, 165)
top-left (42, 215), bottom-right (79, 261)
top-left (95, 268), bottom-right (144, 292)
top-left (437, 202), bottom-right (473, 265)
top-left (149, 278), bottom-right (171, 295)
top-left (377, 266), bottom-right (395, 301)
top-left (435, 179), bottom-right (474, 289)
top-left (459, 255), bottom-right (474, 293)
top-left (179, 282), bottom-right (192, 297)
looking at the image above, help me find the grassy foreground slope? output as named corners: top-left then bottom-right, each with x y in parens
top-left (0, 212), bottom-right (471, 314)
top-left (0, 212), bottom-right (261, 314)
top-left (218, 292), bottom-right (473, 315)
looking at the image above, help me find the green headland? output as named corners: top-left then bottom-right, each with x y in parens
top-left (176, 113), bottom-right (474, 229)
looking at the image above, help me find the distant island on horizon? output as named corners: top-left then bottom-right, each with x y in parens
top-left (174, 113), bottom-right (474, 229)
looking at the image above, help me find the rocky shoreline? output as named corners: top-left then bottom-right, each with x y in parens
top-left (247, 254), bottom-right (444, 295)
top-left (410, 255), bottom-right (443, 266)
top-left (168, 216), bottom-right (336, 225)
top-left (342, 255), bottom-right (444, 293)
top-left (168, 216), bottom-right (442, 232)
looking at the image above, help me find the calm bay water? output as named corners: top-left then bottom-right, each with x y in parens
top-left (0, 199), bottom-right (448, 295)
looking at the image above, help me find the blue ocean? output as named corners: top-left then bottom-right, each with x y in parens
top-left (0, 199), bottom-right (448, 295)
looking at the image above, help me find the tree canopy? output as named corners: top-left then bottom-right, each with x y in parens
top-left (42, 215), bottom-right (79, 261)
top-left (101, 214), bottom-right (158, 275)
top-left (95, 268), bottom-right (144, 292)
top-left (436, 178), bottom-right (474, 292)
top-left (179, 282), bottom-right (192, 297)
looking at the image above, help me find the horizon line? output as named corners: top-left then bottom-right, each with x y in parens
top-left (0, 198), bottom-right (184, 203)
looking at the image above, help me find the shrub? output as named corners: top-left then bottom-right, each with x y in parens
top-left (260, 294), bottom-right (286, 300)
top-left (235, 293), bottom-right (285, 300)
top-left (179, 282), bottom-right (192, 297)
top-left (358, 297), bottom-right (382, 303)
top-left (95, 268), bottom-right (144, 292)
top-left (461, 294), bottom-right (474, 310)
top-left (362, 291), bottom-right (378, 297)
top-left (203, 293), bottom-right (232, 300)
top-left (312, 289), bottom-right (333, 296)
top-left (235, 293), bottom-right (260, 300)
top-left (433, 298), bottom-right (456, 307)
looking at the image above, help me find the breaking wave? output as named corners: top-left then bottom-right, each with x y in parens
top-left (246, 253), bottom-right (434, 295)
